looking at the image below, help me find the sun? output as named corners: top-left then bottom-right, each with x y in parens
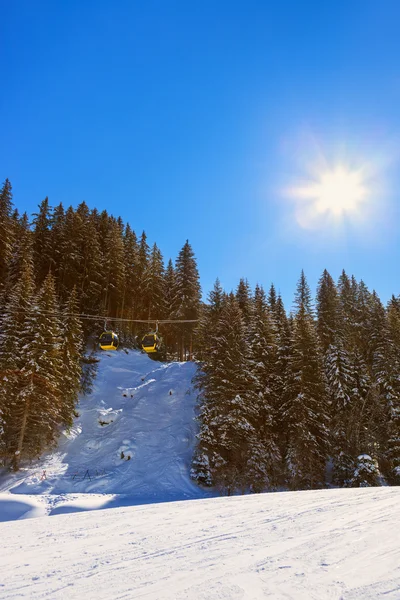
top-left (287, 163), bottom-right (370, 228)
top-left (308, 166), bottom-right (367, 217)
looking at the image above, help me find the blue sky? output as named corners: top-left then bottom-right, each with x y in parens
top-left (2, 1), bottom-right (400, 309)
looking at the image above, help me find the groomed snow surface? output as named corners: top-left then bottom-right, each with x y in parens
top-left (1, 350), bottom-right (400, 598)
top-left (0, 488), bottom-right (399, 599)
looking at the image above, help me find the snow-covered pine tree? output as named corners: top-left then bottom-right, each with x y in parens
top-left (350, 454), bottom-right (379, 487)
top-left (134, 231), bottom-right (150, 319)
top-left (32, 197), bottom-right (53, 287)
top-left (120, 223), bottom-right (138, 333)
top-left (0, 179), bottom-right (14, 298)
top-left (267, 283), bottom-right (277, 314)
top-left (102, 217), bottom-right (125, 317)
top-left (57, 206), bottom-right (84, 302)
top-left (336, 272), bottom-right (377, 475)
top-left (273, 294), bottom-right (292, 456)
top-left (371, 292), bottom-right (400, 483)
top-left (174, 240), bottom-right (201, 360)
top-left (6, 212), bottom-right (32, 291)
top-left (160, 258), bottom-right (179, 355)
top-left (193, 293), bottom-right (271, 494)
top-left (316, 269), bottom-right (339, 353)
top-left (282, 271), bottom-right (329, 489)
top-left (142, 243), bottom-right (165, 320)
top-left (10, 273), bottom-right (64, 470)
top-left (60, 287), bottom-right (83, 427)
top-left (236, 278), bottom-right (253, 328)
top-left (195, 278), bottom-right (224, 363)
top-left (0, 252), bottom-right (35, 464)
top-left (80, 210), bottom-right (104, 319)
top-left (49, 203), bottom-right (65, 287)
top-left (385, 296), bottom-right (400, 483)
top-left (249, 284), bottom-right (281, 488)
top-left (316, 269), bottom-right (355, 484)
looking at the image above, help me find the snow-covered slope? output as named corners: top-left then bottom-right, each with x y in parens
top-left (1, 487), bottom-right (400, 599)
top-left (0, 350), bottom-right (208, 507)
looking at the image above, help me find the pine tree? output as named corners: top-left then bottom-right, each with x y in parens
top-left (371, 292), bottom-right (400, 483)
top-left (316, 269), bottom-right (339, 353)
top-left (350, 454), bottom-right (379, 487)
top-left (0, 253), bottom-right (35, 463)
top-left (32, 197), bottom-right (53, 286)
top-left (60, 287), bottom-right (83, 427)
top-left (4, 212), bottom-right (32, 297)
top-left (135, 231), bottom-right (150, 319)
top-left (120, 223), bottom-right (138, 321)
top-left (50, 203), bottom-right (65, 282)
top-left (236, 278), bottom-right (253, 327)
top-left (385, 296), bottom-right (400, 483)
top-left (250, 284), bottom-right (281, 487)
top-left (142, 243), bottom-right (165, 319)
top-left (282, 271), bottom-right (329, 489)
top-left (193, 294), bottom-right (269, 493)
top-left (195, 278), bottom-right (224, 362)
top-left (102, 218), bottom-right (125, 316)
top-left (58, 206), bottom-right (83, 300)
top-left (267, 283), bottom-right (277, 314)
top-left (316, 269), bottom-right (354, 484)
top-left (10, 273), bottom-right (64, 470)
top-left (273, 294), bottom-right (291, 455)
top-left (80, 211), bottom-right (104, 317)
top-left (0, 179), bottom-right (14, 296)
top-left (174, 240), bottom-right (201, 360)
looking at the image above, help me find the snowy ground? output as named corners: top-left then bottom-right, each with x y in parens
top-left (0, 349), bottom-right (210, 515)
top-left (1, 350), bottom-right (400, 598)
top-left (0, 487), bottom-right (399, 599)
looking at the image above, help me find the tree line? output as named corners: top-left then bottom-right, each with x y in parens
top-left (0, 179), bottom-right (201, 469)
top-left (192, 272), bottom-right (400, 492)
top-left (1, 177), bottom-right (399, 490)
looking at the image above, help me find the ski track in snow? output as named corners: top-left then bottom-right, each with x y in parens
top-left (0, 488), bottom-right (399, 599)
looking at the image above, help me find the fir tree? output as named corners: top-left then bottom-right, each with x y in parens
top-left (250, 284), bottom-right (281, 487)
top-left (58, 206), bottom-right (83, 300)
top-left (142, 243), bottom-right (165, 319)
top-left (236, 278), bottom-right (253, 327)
top-left (10, 273), bottom-right (64, 470)
top-left (282, 271), bottom-right (329, 489)
top-left (193, 294), bottom-right (272, 493)
top-left (60, 287), bottom-right (83, 427)
top-left (267, 283), bottom-right (277, 314)
top-left (80, 211), bottom-right (104, 317)
top-left (195, 278), bottom-right (224, 362)
top-left (102, 218), bottom-right (125, 316)
top-left (174, 240), bottom-right (201, 360)
top-left (0, 179), bottom-right (14, 295)
top-left (350, 454), bottom-right (379, 487)
top-left (316, 269), bottom-right (339, 353)
top-left (32, 197), bottom-right (53, 286)
top-left (135, 231), bottom-right (150, 319)
top-left (0, 253), bottom-right (35, 463)
top-left (120, 223), bottom-right (138, 324)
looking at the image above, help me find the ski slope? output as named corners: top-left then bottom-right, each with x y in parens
top-left (1, 487), bottom-right (400, 599)
top-left (1, 350), bottom-right (400, 598)
top-left (0, 349), bottom-right (209, 511)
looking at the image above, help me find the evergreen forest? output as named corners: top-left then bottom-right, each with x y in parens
top-left (0, 179), bottom-right (399, 492)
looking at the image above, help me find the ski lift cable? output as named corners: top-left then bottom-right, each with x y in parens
top-left (4, 308), bottom-right (198, 324)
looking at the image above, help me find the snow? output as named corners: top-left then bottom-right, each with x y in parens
top-left (1, 487), bottom-right (400, 599)
top-left (1, 350), bottom-right (400, 598)
top-left (0, 350), bottom-right (209, 508)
